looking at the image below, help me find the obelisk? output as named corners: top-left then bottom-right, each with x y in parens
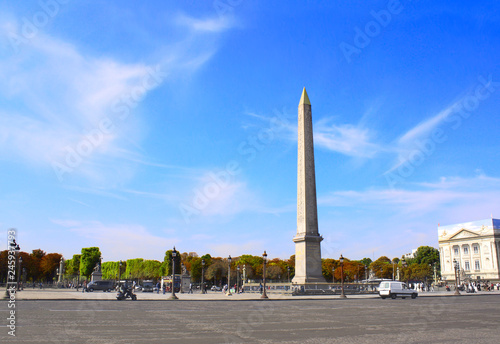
top-left (292, 87), bottom-right (325, 284)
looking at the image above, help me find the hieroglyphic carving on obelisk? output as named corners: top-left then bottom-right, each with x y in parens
top-left (292, 88), bottom-right (325, 284)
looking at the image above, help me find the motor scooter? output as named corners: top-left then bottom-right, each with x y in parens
top-left (116, 284), bottom-right (137, 301)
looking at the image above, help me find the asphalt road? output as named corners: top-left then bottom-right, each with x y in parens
top-left (2, 295), bottom-right (499, 343)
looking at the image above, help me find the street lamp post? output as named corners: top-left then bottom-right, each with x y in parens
top-left (433, 264), bottom-right (437, 286)
top-left (201, 259), bottom-right (206, 294)
top-left (118, 261), bottom-right (122, 286)
top-left (261, 251), bottom-right (268, 299)
top-left (287, 266), bottom-right (291, 284)
top-left (17, 256), bottom-right (23, 291)
top-left (453, 259), bottom-right (461, 296)
top-left (226, 256), bottom-right (232, 296)
top-left (22, 268), bottom-right (26, 288)
top-left (170, 247), bottom-right (178, 300)
top-left (332, 267), bottom-right (335, 283)
top-left (392, 261), bottom-right (395, 280)
top-left (237, 265), bottom-right (240, 293)
top-left (4, 240), bottom-right (20, 299)
top-left (243, 265), bottom-right (246, 285)
top-left (339, 254), bottom-right (346, 298)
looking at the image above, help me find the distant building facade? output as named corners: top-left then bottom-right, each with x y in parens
top-left (438, 218), bottom-right (500, 282)
top-left (403, 248), bottom-right (418, 259)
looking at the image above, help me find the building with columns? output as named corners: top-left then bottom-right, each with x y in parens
top-left (438, 218), bottom-right (500, 282)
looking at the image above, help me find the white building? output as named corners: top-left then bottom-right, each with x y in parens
top-left (403, 248), bottom-right (418, 259)
top-left (438, 218), bottom-right (500, 282)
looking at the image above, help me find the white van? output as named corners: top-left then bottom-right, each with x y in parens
top-left (378, 281), bottom-right (418, 299)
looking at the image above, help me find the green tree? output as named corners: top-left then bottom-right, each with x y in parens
top-left (102, 261), bottom-right (119, 280)
top-left (80, 247), bottom-right (101, 279)
top-left (142, 260), bottom-right (162, 279)
top-left (126, 258), bottom-right (145, 279)
top-left (359, 257), bottom-right (373, 267)
top-left (238, 255), bottom-right (263, 279)
top-left (414, 246), bottom-right (440, 268)
top-left (370, 256), bottom-right (392, 279)
top-left (205, 259), bottom-right (227, 285)
top-left (163, 249), bottom-right (181, 277)
top-left (201, 254), bottom-right (212, 267)
top-left (65, 254), bottom-right (81, 278)
top-left (190, 257), bottom-right (203, 282)
top-left (266, 265), bottom-right (282, 280)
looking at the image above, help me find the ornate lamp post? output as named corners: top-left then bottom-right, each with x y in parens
top-left (261, 251), bottom-right (268, 299)
top-left (22, 268), bottom-right (26, 288)
top-left (237, 265), bottom-right (240, 293)
top-left (332, 267), bottom-right (335, 283)
top-left (118, 261), bottom-right (122, 286)
top-left (201, 259), bottom-right (206, 294)
top-left (453, 259), bottom-right (461, 296)
top-left (227, 255), bottom-right (232, 296)
top-left (170, 247), bottom-right (178, 300)
top-left (339, 254), bottom-right (346, 298)
top-left (4, 240), bottom-right (20, 299)
top-left (433, 263), bottom-right (437, 286)
top-left (243, 265), bottom-right (246, 285)
top-left (364, 265), bottom-right (368, 281)
top-left (17, 256), bottom-right (23, 291)
top-left (287, 266), bottom-right (291, 284)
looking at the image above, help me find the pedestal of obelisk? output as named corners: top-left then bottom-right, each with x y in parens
top-left (292, 88), bottom-right (326, 284)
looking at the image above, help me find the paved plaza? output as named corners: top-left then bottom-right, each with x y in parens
top-left (2, 290), bottom-right (500, 343)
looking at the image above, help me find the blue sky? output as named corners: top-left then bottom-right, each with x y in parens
top-left (1, 1), bottom-right (499, 262)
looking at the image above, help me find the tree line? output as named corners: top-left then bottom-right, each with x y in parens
top-left (1, 245), bottom-right (440, 285)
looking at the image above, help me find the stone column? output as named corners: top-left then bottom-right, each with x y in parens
top-left (292, 88), bottom-right (325, 284)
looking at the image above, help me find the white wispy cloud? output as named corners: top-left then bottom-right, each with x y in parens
top-left (175, 13), bottom-right (236, 32)
top-left (320, 174), bottom-right (500, 220)
top-left (397, 102), bottom-right (459, 146)
top-left (314, 118), bottom-right (383, 158)
top-left (318, 174), bottom-right (500, 260)
top-left (0, 12), bottom-right (234, 186)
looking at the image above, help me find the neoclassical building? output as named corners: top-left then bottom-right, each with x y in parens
top-left (438, 218), bottom-right (500, 282)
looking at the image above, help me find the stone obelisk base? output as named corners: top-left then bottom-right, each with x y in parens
top-left (292, 235), bottom-right (326, 284)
